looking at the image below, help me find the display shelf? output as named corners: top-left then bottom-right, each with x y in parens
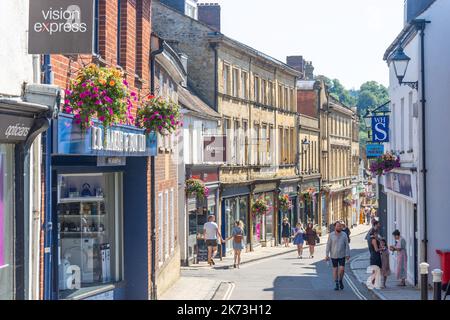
top-left (59, 197), bottom-right (105, 203)
top-left (58, 215), bottom-right (107, 218)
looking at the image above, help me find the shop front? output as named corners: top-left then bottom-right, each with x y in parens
top-left (49, 113), bottom-right (157, 300)
top-left (252, 182), bottom-right (277, 248)
top-left (278, 180), bottom-right (300, 244)
top-left (221, 185), bottom-right (250, 255)
top-left (384, 170), bottom-right (418, 286)
top-left (0, 96), bottom-right (53, 300)
top-left (299, 180), bottom-right (320, 226)
top-left (185, 165), bottom-right (220, 264)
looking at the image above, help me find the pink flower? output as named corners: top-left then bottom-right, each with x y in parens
top-left (108, 108), bottom-right (114, 116)
top-left (82, 82), bottom-right (87, 88)
top-left (99, 116), bottom-right (105, 122)
top-left (74, 114), bottom-right (81, 119)
top-left (64, 99), bottom-right (70, 105)
top-left (77, 101), bottom-right (83, 106)
top-left (93, 87), bottom-right (99, 92)
top-left (95, 100), bottom-right (102, 105)
top-left (65, 106), bottom-right (73, 113)
top-left (123, 79), bottom-right (129, 87)
top-left (104, 96), bottom-right (113, 104)
top-left (131, 92), bottom-right (136, 97)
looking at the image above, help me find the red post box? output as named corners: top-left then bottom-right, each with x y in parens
top-left (436, 250), bottom-right (450, 290)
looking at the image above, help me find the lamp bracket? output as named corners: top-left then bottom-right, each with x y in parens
top-left (401, 81), bottom-right (419, 90)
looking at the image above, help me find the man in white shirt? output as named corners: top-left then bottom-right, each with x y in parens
top-left (203, 215), bottom-right (223, 266)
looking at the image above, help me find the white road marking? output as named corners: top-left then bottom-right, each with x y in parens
top-left (222, 282), bottom-right (236, 300)
top-left (344, 274), bottom-right (367, 300)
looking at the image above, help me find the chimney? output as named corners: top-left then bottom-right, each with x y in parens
top-left (304, 62), bottom-right (314, 80)
top-left (197, 3), bottom-right (221, 32)
top-left (286, 56), bottom-right (305, 77)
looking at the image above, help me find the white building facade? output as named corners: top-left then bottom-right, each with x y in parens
top-left (383, 0), bottom-right (450, 286)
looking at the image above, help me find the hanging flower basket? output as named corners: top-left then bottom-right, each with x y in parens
top-left (279, 194), bottom-right (291, 212)
top-left (300, 187), bottom-right (316, 202)
top-left (186, 179), bottom-right (209, 199)
top-left (252, 196), bottom-right (269, 218)
top-left (136, 95), bottom-right (181, 136)
top-left (370, 152), bottom-right (400, 176)
top-left (63, 64), bottom-right (135, 129)
top-left (343, 195), bottom-right (354, 206)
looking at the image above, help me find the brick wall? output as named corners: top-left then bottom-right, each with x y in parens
top-left (41, 0), bottom-right (153, 299)
top-left (297, 90), bottom-right (318, 118)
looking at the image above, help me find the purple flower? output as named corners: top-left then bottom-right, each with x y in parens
top-left (95, 100), bottom-right (102, 105)
top-left (82, 82), bottom-right (87, 88)
top-left (65, 106), bottom-right (73, 113)
top-left (93, 87), bottom-right (99, 92)
top-left (123, 79), bottom-right (129, 87)
top-left (158, 126), bottom-right (163, 131)
top-left (131, 91), bottom-right (136, 97)
top-left (77, 101), bottom-right (83, 106)
top-left (108, 108), bottom-right (114, 116)
top-left (99, 116), bottom-right (105, 122)
top-left (64, 99), bottom-right (70, 105)
top-left (104, 96), bottom-right (113, 104)
top-left (65, 89), bottom-right (72, 96)
top-left (74, 114), bottom-right (81, 119)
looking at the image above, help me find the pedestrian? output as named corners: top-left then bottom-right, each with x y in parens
top-left (365, 207), bottom-right (371, 225)
top-left (305, 223), bottom-right (318, 259)
top-left (370, 207), bottom-right (377, 225)
top-left (203, 215), bottom-right (224, 266)
top-left (365, 220), bottom-right (380, 243)
top-left (292, 222), bottom-right (305, 259)
top-left (389, 230), bottom-right (407, 286)
top-left (367, 230), bottom-right (382, 289)
top-left (325, 221), bottom-right (351, 291)
top-left (341, 221), bottom-right (351, 244)
top-left (225, 220), bottom-right (245, 269)
top-left (380, 238), bottom-right (391, 288)
top-left (281, 217), bottom-right (291, 247)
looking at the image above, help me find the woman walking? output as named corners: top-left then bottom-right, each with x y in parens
top-left (226, 220), bottom-right (245, 269)
top-left (305, 223), bottom-right (318, 259)
top-left (367, 230), bottom-right (382, 289)
top-left (293, 223), bottom-right (305, 259)
top-left (390, 230), bottom-right (407, 286)
top-left (281, 217), bottom-right (291, 247)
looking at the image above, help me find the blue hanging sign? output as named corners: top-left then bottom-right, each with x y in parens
top-left (372, 116), bottom-right (390, 143)
top-left (55, 113), bottom-right (157, 157)
top-left (366, 144), bottom-right (385, 158)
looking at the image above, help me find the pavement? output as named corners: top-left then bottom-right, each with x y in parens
top-left (160, 224), bottom-right (372, 300)
top-left (350, 251), bottom-right (434, 300)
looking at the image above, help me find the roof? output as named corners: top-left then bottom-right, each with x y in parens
top-left (156, 1), bottom-right (300, 77)
top-left (177, 86), bottom-right (221, 119)
top-left (296, 80), bottom-right (316, 90)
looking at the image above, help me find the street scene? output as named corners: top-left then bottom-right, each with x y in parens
top-left (1, 0), bottom-right (450, 303)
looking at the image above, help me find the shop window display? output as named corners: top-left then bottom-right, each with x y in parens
top-left (0, 145), bottom-right (14, 300)
top-left (57, 173), bottom-right (123, 297)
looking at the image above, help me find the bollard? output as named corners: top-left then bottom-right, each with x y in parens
top-left (432, 269), bottom-right (443, 300)
top-left (420, 262), bottom-right (430, 300)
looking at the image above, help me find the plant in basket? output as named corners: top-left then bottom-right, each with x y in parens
top-left (63, 64), bottom-right (135, 129)
top-left (252, 196), bottom-right (269, 218)
top-left (279, 194), bottom-right (291, 212)
top-left (186, 179), bottom-right (209, 199)
top-left (136, 95), bottom-right (182, 136)
top-left (370, 152), bottom-right (401, 176)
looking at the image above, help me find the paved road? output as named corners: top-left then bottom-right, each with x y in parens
top-left (181, 232), bottom-right (376, 300)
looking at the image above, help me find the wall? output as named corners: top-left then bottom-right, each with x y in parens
top-left (0, 0), bottom-right (35, 95)
top-left (418, 0), bottom-right (450, 273)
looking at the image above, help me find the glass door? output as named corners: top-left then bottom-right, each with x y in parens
top-left (0, 144), bottom-right (14, 300)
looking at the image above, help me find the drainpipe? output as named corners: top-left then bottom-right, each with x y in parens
top-left (211, 42), bottom-right (219, 112)
top-left (317, 82), bottom-right (323, 229)
top-left (414, 20), bottom-right (429, 263)
top-left (150, 39), bottom-right (165, 300)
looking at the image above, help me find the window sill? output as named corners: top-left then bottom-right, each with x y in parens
top-left (60, 282), bottom-right (125, 300)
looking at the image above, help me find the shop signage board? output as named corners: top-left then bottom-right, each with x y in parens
top-left (372, 116), bottom-right (390, 143)
top-left (0, 114), bottom-right (34, 143)
top-left (366, 144), bottom-right (385, 158)
top-left (28, 0), bottom-right (95, 54)
top-left (384, 171), bottom-right (416, 201)
top-left (56, 114), bottom-right (157, 157)
top-left (203, 135), bottom-right (226, 163)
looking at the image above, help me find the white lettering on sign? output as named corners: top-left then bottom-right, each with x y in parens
top-left (35, 5), bottom-right (87, 35)
top-left (91, 126), bottom-right (146, 153)
top-left (5, 123), bottom-right (31, 139)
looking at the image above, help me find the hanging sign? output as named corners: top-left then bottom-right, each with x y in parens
top-left (203, 135), bottom-right (226, 163)
top-left (372, 116), bottom-right (390, 143)
top-left (366, 144), bottom-right (385, 158)
top-left (28, 0), bottom-right (95, 54)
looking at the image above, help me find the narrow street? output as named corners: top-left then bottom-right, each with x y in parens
top-left (178, 232), bottom-right (375, 300)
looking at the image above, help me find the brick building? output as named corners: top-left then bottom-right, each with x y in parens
top-left (152, 0), bottom-right (300, 252)
top-left (39, 0), bottom-right (179, 300)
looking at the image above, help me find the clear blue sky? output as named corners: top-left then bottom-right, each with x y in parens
top-left (214, 0), bottom-right (405, 90)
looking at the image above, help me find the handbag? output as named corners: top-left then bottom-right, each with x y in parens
top-left (315, 234), bottom-right (320, 244)
top-left (234, 234), bottom-right (243, 244)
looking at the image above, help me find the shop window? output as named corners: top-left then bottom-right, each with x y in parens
top-left (0, 145), bottom-right (14, 300)
top-left (170, 189), bottom-right (175, 253)
top-left (158, 193), bottom-right (163, 265)
top-left (57, 172), bottom-right (123, 298)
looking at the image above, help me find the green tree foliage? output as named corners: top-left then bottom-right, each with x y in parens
top-left (314, 76), bottom-right (389, 145)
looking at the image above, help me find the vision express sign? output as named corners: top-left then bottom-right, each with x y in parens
top-left (28, 0), bottom-right (94, 54)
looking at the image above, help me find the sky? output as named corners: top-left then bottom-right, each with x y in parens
top-left (214, 0), bottom-right (405, 90)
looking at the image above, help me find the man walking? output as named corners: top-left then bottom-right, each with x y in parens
top-left (341, 221), bottom-right (351, 244)
top-left (326, 221), bottom-right (351, 291)
top-left (203, 215), bottom-right (224, 266)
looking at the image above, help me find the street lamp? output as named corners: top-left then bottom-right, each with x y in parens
top-left (390, 47), bottom-right (418, 90)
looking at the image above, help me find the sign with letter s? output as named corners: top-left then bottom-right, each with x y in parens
top-left (372, 116), bottom-right (389, 143)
